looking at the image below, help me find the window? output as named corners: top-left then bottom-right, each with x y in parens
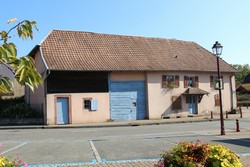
top-left (210, 76), bottom-right (224, 90)
top-left (162, 75), bottom-right (179, 88)
top-left (214, 94), bottom-right (220, 106)
top-left (172, 96), bottom-right (182, 110)
top-left (184, 76), bottom-right (199, 88)
top-left (83, 98), bottom-right (98, 111)
top-left (83, 98), bottom-right (92, 110)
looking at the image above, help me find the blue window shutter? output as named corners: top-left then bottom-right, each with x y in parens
top-left (91, 100), bottom-right (98, 111)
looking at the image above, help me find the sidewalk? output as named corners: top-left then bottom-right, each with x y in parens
top-left (65, 156), bottom-right (249, 167)
top-left (1, 107), bottom-right (250, 130)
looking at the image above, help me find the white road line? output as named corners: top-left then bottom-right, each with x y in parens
top-left (89, 140), bottom-right (102, 163)
top-left (0, 142), bottom-right (28, 155)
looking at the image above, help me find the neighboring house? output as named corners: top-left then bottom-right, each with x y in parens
top-left (0, 65), bottom-right (24, 99)
top-left (26, 30), bottom-right (237, 125)
top-left (236, 73), bottom-right (250, 93)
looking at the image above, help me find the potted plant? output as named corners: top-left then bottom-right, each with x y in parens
top-left (155, 140), bottom-right (242, 167)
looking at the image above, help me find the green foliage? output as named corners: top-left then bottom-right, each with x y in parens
top-left (0, 96), bottom-right (41, 119)
top-left (0, 76), bottom-right (13, 93)
top-left (0, 18), bottom-right (42, 94)
top-left (155, 140), bottom-right (242, 167)
top-left (232, 64), bottom-right (250, 86)
top-left (167, 82), bottom-right (176, 89)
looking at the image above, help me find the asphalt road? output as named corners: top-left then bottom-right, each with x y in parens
top-left (0, 120), bottom-right (250, 166)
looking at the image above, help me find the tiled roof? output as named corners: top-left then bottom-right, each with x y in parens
top-left (40, 30), bottom-right (236, 72)
top-left (183, 87), bottom-right (209, 95)
top-left (237, 83), bottom-right (250, 92)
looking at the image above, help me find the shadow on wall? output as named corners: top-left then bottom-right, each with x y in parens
top-left (161, 102), bottom-right (184, 119)
top-left (161, 87), bottom-right (174, 96)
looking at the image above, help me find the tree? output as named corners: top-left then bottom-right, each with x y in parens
top-left (232, 64), bottom-right (250, 86)
top-left (0, 18), bottom-right (42, 93)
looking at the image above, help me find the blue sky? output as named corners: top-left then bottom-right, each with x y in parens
top-left (1, 0), bottom-right (250, 65)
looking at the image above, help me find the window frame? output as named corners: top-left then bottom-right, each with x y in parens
top-left (162, 75), bottom-right (179, 88)
top-left (184, 76), bottom-right (199, 88)
top-left (210, 76), bottom-right (224, 90)
top-left (83, 98), bottom-right (92, 110)
top-left (214, 94), bottom-right (220, 106)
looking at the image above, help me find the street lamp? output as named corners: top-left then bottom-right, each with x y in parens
top-left (212, 41), bottom-right (225, 135)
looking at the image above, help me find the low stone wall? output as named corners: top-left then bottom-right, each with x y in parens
top-left (0, 118), bottom-right (43, 125)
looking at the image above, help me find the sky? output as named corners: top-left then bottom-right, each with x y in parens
top-left (1, 0), bottom-right (250, 66)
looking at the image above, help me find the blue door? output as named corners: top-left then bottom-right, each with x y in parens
top-left (110, 81), bottom-right (147, 120)
top-left (57, 97), bottom-right (69, 124)
top-left (188, 96), bottom-right (198, 115)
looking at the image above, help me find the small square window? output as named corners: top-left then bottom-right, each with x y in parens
top-left (83, 98), bottom-right (98, 111)
top-left (83, 99), bottom-right (92, 110)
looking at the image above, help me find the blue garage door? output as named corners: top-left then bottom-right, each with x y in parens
top-left (57, 97), bottom-right (69, 124)
top-left (110, 81), bottom-right (147, 120)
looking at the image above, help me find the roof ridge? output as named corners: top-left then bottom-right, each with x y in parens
top-left (50, 29), bottom-right (194, 43)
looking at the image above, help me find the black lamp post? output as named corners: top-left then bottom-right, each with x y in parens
top-left (212, 41), bottom-right (225, 135)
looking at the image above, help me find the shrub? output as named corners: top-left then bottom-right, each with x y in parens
top-left (155, 140), bottom-right (243, 167)
top-left (0, 103), bottom-right (41, 119)
top-left (0, 96), bottom-right (41, 119)
top-left (0, 96), bottom-right (24, 112)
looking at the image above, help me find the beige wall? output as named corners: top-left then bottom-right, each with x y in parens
top-left (25, 50), bottom-right (46, 114)
top-left (147, 72), bottom-right (236, 119)
top-left (46, 93), bottom-right (110, 125)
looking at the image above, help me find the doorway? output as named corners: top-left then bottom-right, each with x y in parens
top-left (188, 95), bottom-right (198, 115)
top-left (56, 97), bottom-right (70, 124)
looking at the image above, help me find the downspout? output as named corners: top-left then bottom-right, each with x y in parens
top-left (39, 46), bottom-right (50, 125)
top-left (108, 71), bottom-right (111, 120)
top-left (230, 75), bottom-right (234, 111)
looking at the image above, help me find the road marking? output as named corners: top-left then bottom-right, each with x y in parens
top-left (89, 140), bottom-right (102, 163)
top-left (0, 142), bottom-right (28, 155)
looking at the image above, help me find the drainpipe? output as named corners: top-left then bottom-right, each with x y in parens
top-left (230, 75), bottom-right (234, 111)
top-left (39, 46), bottom-right (50, 125)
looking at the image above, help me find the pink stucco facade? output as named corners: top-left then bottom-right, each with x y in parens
top-left (146, 72), bottom-right (236, 119)
top-left (26, 50), bottom-right (236, 125)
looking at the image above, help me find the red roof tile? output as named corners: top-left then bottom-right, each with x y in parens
top-left (40, 30), bottom-right (236, 72)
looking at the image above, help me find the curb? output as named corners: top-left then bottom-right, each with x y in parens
top-left (0, 118), bottom-right (221, 130)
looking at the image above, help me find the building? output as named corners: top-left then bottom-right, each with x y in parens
top-left (26, 30), bottom-right (237, 125)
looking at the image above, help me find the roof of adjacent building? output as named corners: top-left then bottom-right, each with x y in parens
top-left (38, 30), bottom-right (236, 72)
top-left (236, 83), bottom-right (250, 92)
top-left (243, 74), bottom-right (250, 83)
